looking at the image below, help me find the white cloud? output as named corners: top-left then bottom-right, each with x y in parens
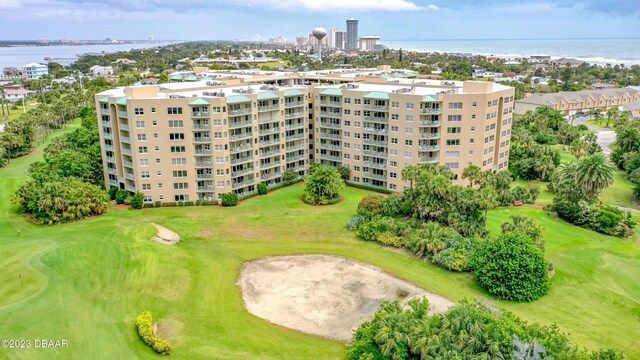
top-left (427, 4), bottom-right (439, 11)
top-left (0, 0), bottom-right (24, 9)
top-left (227, 0), bottom-right (425, 12)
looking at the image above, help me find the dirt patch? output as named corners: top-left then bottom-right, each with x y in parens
top-left (237, 254), bottom-right (453, 341)
top-left (151, 223), bottom-right (180, 245)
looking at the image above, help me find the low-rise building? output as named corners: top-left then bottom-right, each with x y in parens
top-left (90, 65), bottom-right (114, 77)
top-left (1, 85), bottom-right (36, 102)
top-left (21, 63), bottom-right (49, 79)
top-left (515, 87), bottom-right (640, 115)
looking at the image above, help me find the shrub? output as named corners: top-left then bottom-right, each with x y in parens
top-left (108, 186), bottom-right (118, 200)
top-left (257, 183), bottom-right (268, 195)
top-left (357, 195), bottom-right (385, 217)
top-left (510, 186), bottom-right (539, 204)
top-left (303, 165), bottom-right (344, 205)
top-left (337, 166), bottom-right (351, 181)
top-left (198, 200), bottom-right (218, 206)
top-left (184, 201), bottom-right (194, 206)
top-left (161, 202), bottom-right (177, 207)
top-left (130, 192), bottom-right (144, 209)
top-left (239, 192), bottom-right (258, 201)
top-left (380, 194), bottom-right (408, 216)
top-left (281, 169), bottom-right (298, 184)
top-left (376, 231), bottom-right (404, 247)
top-left (115, 190), bottom-right (128, 204)
top-left (576, 124), bottom-right (589, 131)
top-left (345, 181), bottom-right (393, 194)
top-left (154, 201), bottom-right (162, 208)
top-left (346, 215), bottom-right (364, 230)
top-left (501, 214), bottom-right (545, 252)
top-left (221, 192), bottom-right (238, 207)
top-left (135, 311), bottom-right (173, 356)
top-left (143, 203), bottom-right (154, 208)
top-left (473, 232), bottom-right (550, 302)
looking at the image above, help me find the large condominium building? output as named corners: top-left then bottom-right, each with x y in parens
top-left (96, 68), bottom-right (514, 204)
top-left (346, 18), bottom-right (359, 50)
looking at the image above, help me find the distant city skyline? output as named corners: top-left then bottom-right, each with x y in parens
top-left (0, 0), bottom-right (639, 41)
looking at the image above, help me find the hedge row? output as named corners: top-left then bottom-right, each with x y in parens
top-left (135, 311), bottom-right (173, 356)
top-left (345, 182), bottom-right (394, 194)
top-left (142, 200), bottom-right (218, 208)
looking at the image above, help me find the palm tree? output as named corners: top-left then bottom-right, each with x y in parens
top-left (477, 188), bottom-right (498, 227)
top-left (605, 107), bottom-right (618, 128)
top-left (401, 165), bottom-right (420, 190)
top-left (574, 154), bottom-right (616, 201)
top-left (615, 126), bottom-right (640, 153)
top-left (461, 164), bottom-right (482, 187)
top-left (570, 139), bottom-right (588, 161)
top-left (533, 156), bottom-right (555, 181)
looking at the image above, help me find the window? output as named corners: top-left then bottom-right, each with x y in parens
top-left (391, 126), bottom-right (398, 132)
top-left (213, 119), bottom-right (222, 126)
top-left (391, 114), bottom-right (399, 120)
top-left (405, 127), bottom-right (413, 134)
top-left (216, 169), bottom-right (224, 176)
top-left (153, 133), bottom-right (159, 139)
top-left (390, 161), bottom-right (397, 167)
top-left (446, 139), bottom-right (460, 146)
top-left (472, 102), bottom-right (477, 107)
top-left (168, 120), bottom-right (184, 128)
top-left (404, 139), bottom-right (413, 146)
top-left (354, 155), bottom-right (360, 160)
top-left (214, 132), bottom-right (222, 139)
top-left (169, 133), bottom-right (185, 141)
top-left (215, 145), bottom-right (223, 151)
top-left (448, 115), bottom-right (462, 122)
top-left (152, 120), bottom-right (157, 126)
top-left (471, 114), bottom-right (476, 119)
top-left (216, 156), bottom-right (224, 164)
top-left (406, 103), bottom-right (414, 110)
top-left (470, 126), bottom-right (476, 132)
top-left (172, 170), bottom-right (188, 178)
top-left (173, 182), bottom-right (189, 190)
top-left (391, 101), bottom-right (399, 108)
top-left (170, 146), bottom-right (186, 153)
top-left (141, 171), bottom-right (150, 179)
top-left (217, 181), bottom-right (225, 188)
top-left (142, 184), bottom-right (151, 191)
top-left (448, 102), bottom-right (463, 110)
top-left (138, 146), bottom-right (148, 154)
top-left (167, 107), bottom-right (183, 115)
top-left (391, 138), bottom-right (398, 144)
top-left (137, 134), bottom-right (147, 141)
top-left (157, 170), bottom-right (162, 176)
top-left (134, 108), bottom-right (144, 115)
top-left (446, 162), bottom-right (459, 169)
top-left (155, 146), bottom-right (160, 151)
top-left (344, 120), bottom-right (351, 126)
top-left (344, 98), bottom-right (351, 104)
top-left (156, 158), bottom-right (160, 164)
top-left (404, 151), bottom-right (412, 158)
top-left (135, 120), bottom-right (145, 129)
top-left (354, 110), bottom-right (361, 116)
top-left (354, 98), bottom-right (361, 105)
top-left (390, 172), bottom-right (397, 178)
top-left (174, 195), bottom-right (189, 202)
top-left (344, 109), bottom-right (351, 115)
top-left (143, 195), bottom-right (153, 202)
top-left (406, 115), bottom-right (414, 122)
top-left (139, 159), bottom-right (149, 166)
top-left (445, 151), bottom-right (460, 158)
top-left (390, 149), bottom-right (398, 156)
top-left (447, 127), bottom-right (461, 134)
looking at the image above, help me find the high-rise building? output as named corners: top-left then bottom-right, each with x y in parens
top-left (335, 31), bottom-right (346, 50)
top-left (346, 18), bottom-right (359, 50)
top-left (95, 68), bottom-right (514, 203)
top-left (327, 28), bottom-right (338, 48)
top-left (359, 36), bottom-right (381, 51)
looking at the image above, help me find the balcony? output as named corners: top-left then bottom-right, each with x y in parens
top-left (191, 111), bottom-right (210, 118)
top-left (121, 136), bottom-right (131, 143)
top-left (118, 124), bottom-right (129, 131)
top-left (193, 124), bottom-right (211, 130)
top-left (230, 133), bottom-right (254, 141)
top-left (261, 161), bottom-right (281, 170)
top-left (258, 116), bottom-right (280, 124)
top-left (259, 138), bottom-right (281, 147)
top-left (421, 108), bottom-right (442, 115)
top-left (364, 161), bottom-right (387, 170)
top-left (284, 101), bottom-right (304, 108)
top-left (419, 144), bottom-right (440, 151)
top-left (363, 172), bottom-right (387, 181)
top-left (229, 108), bottom-right (252, 116)
top-left (195, 161), bottom-right (213, 168)
top-left (101, 120), bottom-right (112, 127)
top-left (319, 133), bottom-right (341, 140)
top-left (285, 123), bottom-right (304, 130)
top-left (260, 150), bottom-right (281, 159)
top-left (125, 184), bottom-right (136, 192)
top-left (320, 100), bottom-right (342, 107)
top-left (286, 132), bottom-right (305, 141)
top-left (420, 156), bottom-right (440, 163)
top-left (125, 172), bottom-right (135, 180)
top-left (363, 127), bottom-right (388, 135)
top-left (286, 143), bottom-right (305, 151)
top-left (197, 185), bottom-right (214, 192)
top-left (320, 121), bottom-right (341, 129)
top-left (286, 154), bottom-right (305, 162)
top-left (419, 133), bottom-right (441, 140)
top-left (320, 111), bottom-right (342, 119)
top-left (363, 139), bottom-right (387, 147)
top-left (123, 160), bottom-right (134, 168)
top-left (229, 120), bottom-right (252, 129)
top-left (420, 120), bottom-right (442, 127)
top-left (231, 155), bottom-right (254, 165)
top-left (195, 149), bottom-right (212, 155)
top-left (320, 153), bottom-right (342, 162)
top-left (230, 143), bottom-right (253, 153)
top-left (107, 168), bottom-right (116, 175)
top-left (262, 172), bottom-right (282, 181)
top-left (260, 127), bottom-right (280, 135)
top-left (364, 116), bottom-right (388, 123)
top-left (258, 104), bottom-right (280, 112)
top-left (193, 137), bottom-right (211, 144)
top-left (122, 148), bottom-right (132, 156)
top-left (231, 167), bottom-right (254, 177)
top-left (196, 173), bottom-right (213, 179)
top-left (320, 143), bottom-right (341, 151)
top-left (285, 112), bottom-right (304, 119)
top-left (233, 178), bottom-right (255, 189)
top-left (105, 144), bottom-right (114, 151)
top-left (108, 179), bottom-right (118, 186)
top-left (100, 108), bottom-right (110, 115)
top-left (117, 111), bottom-right (128, 118)
top-left (363, 150), bottom-right (387, 157)
top-left (105, 155), bottom-right (115, 162)
top-left (364, 104), bottom-right (389, 111)
top-left (103, 133), bottom-right (113, 140)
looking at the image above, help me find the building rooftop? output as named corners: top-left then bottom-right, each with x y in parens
top-left (517, 87), bottom-right (640, 106)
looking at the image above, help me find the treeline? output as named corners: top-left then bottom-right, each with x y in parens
top-left (13, 109), bottom-right (109, 225)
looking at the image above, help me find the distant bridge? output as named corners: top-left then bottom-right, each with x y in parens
top-left (44, 57), bottom-right (78, 65)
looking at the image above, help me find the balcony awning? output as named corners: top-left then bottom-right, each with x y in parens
top-left (257, 92), bottom-right (279, 101)
top-left (319, 88), bottom-right (343, 96)
top-left (169, 74), bottom-right (182, 80)
top-left (422, 95), bottom-right (439, 102)
top-left (184, 75), bottom-right (198, 81)
top-left (189, 97), bottom-right (209, 106)
top-left (284, 89), bottom-right (305, 97)
top-left (116, 97), bottom-right (128, 105)
top-left (227, 95), bottom-right (252, 104)
top-left (200, 76), bottom-right (213, 81)
top-left (99, 96), bottom-right (109, 103)
top-left (364, 91), bottom-right (389, 100)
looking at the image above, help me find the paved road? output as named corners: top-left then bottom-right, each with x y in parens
top-left (571, 115), bottom-right (615, 154)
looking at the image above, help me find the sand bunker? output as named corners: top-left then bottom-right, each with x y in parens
top-left (151, 223), bottom-right (180, 245)
top-left (237, 254), bottom-right (453, 341)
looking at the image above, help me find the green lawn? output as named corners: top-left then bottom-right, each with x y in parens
top-left (0, 129), bottom-right (639, 359)
top-left (586, 119), bottom-right (615, 129)
top-left (1, 102), bottom-right (38, 123)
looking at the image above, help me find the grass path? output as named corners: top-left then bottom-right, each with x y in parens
top-left (0, 125), bottom-right (639, 359)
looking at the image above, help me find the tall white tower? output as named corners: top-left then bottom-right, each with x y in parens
top-left (312, 27), bottom-right (327, 63)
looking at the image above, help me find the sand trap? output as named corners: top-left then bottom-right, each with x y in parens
top-left (237, 254), bottom-right (453, 341)
top-left (151, 223), bottom-right (180, 245)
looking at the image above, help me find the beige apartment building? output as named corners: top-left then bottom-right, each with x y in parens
top-left (96, 69), bottom-right (514, 203)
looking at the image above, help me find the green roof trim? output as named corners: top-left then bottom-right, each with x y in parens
top-left (189, 97), bottom-right (210, 106)
top-left (170, 74), bottom-right (182, 80)
top-left (257, 92), bottom-right (280, 101)
top-left (319, 88), bottom-right (343, 96)
top-left (99, 96), bottom-right (109, 103)
top-left (226, 95), bottom-right (252, 104)
top-left (284, 89), bottom-right (305, 97)
top-left (382, 74), bottom-right (391, 79)
top-left (184, 75), bottom-right (198, 81)
top-left (422, 95), bottom-right (439, 102)
top-left (394, 73), bottom-right (405, 78)
top-left (116, 97), bottom-right (128, 105)
top-left (406, 71), bottom-right (417, 78)
top-left (364, 91), bottom-right (389, 100)
top-left (200, 76), bottom-right (213, 81)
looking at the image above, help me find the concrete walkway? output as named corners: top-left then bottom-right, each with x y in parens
top-left (571, 116), bottom-right (615, 154)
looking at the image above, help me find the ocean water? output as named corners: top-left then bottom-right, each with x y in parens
top-left (384, 38), bottom-right (640, 66)
top-left (0, 42), bottom-right (171, 71)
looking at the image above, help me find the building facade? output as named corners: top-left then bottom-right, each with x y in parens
top-left (515, 87), bottom-right (640, 116)
top-left (346, 18), bottom-right (359, 50)
top-left (96, 70), bottom-right (514, 204)
top-left (359, 36), bottom-right (381, 51)
top-left (21, 63), bottom-right (49, 79)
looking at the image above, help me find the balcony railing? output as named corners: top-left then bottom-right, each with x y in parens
top-left (320, 143), bottom-right (341, 151)
top-left (231, 167), bottom-right (254, 177)
top-left (320, 111), bottom-right (342, 119)
top-left (286, 143), bottom-right (305, 151)
top-left (258, 104), bottom-right (280, 112)
top-left (229, 108), bottom-right (252, 116)
top-left (285, 123), bottom-right (304, 130)
top-left (197, 185), bottom-right (214, 192)
top-left (420, 120), bottom-right (442, 127)
top-left (363, 139), bottom-right (387, 147)
top-left (117, 111), bottom-right (128, 118)
top-left (195, 161), bottom-right (213, 168)
top-left (261, 161), bottom-right (281, 170)
top-left (196, 173), bottom-right (213, 179)
top-left (193, 124), bottom-right (211, 130)
top-left (191, 111), bottom-right (210, 118)
top-left (364, 161), bottom-right (387, 170)
top-left (231, 155), bottom-right (254, 165)
top-left (100, 108), bottom-right (110, 115)
top-left (118, 124), bottom-right (129, 131)
top-left (320, 100), bottom-right (342, 107)
top-left (101, 120), bottom-right (112, 127)
top-left (108, 179), bottom-right (118, 186)
top-left (122, 148), bottom-right (132, 156)
top-left (286, 132), bottom-right (305, 140)
top-left (193, 137), bottom-right (211, 143)
top-left (284, 101), bottom-right (304, 108)
top-left (363, 150), bottom-right (387, 157)
top-left (121, 136), bottom-right (131, 143)
top-left (258, 116), bottom-right (279, 124)
top-left (421, 108), bottom-right (442, 115)
top-left (105, 144), bottom-right (114, 151)
top-left (230, 133), bottom-right (254, 141)
top-left (363, 172), bottom-right (387, 181)
top-left (319, 133), bottom-right (341, 140)
top-left (259, 138), bottom-right (281, 147)
top-left (364, 104), bottom-right (389, 111)
top-left (195, 149), bottom-right (212, 155)
top-left (260, 127), bottom-right (280, 135)
top-left (123, 160), bottom-right (134, 168)
top-left (232, 178), bottom-right (255, 189)
top-left (105, 156), bottom-right (115, 162)
top-left (103, 133), bottom-right (113, 140)
top-left (419, 133), bottom-right (441, 139)
top-left (320, 121), bottom-right (341, 129)
top-left (418, 145), bottom-right (440, 151)
top-left (286, 154), bottom-right (305, 162)
top-left (230, 144), bottom-right (253, 153)
top-left (262, 172), bottom-right (282, 181)
top-left (420, 156), bottom-right (440, 163)
top-left (363, 127), bottom-right (388, 135)
top-left (285, 112), bottom-right (304, 119)
top-left (125, 184), bottom-right (136, 192)
top-left (363, 116), bottom-right (388, 123)
top-left (125, 172), bottom-right (135, 180)
top-left (260, 150), bottom-right (281, 159)
top-left (107, 168), bottom-right (116, 175)
top-left (229, 120), bottom-right (252, 129)
top-left (320, 153), bottom-right (342, 162)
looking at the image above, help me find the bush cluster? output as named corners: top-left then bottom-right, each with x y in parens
top-left (135, 311), bottom-right (173, 356)
top-left (257, 183), bottom-right (268, 195)
top-left (345, 181), bottom-right (393, 194)
top-left (221, 193), bottom-right (238, 207)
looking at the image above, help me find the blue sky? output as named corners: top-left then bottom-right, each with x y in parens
top-left (0, 0), bottom-right (638, 41)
